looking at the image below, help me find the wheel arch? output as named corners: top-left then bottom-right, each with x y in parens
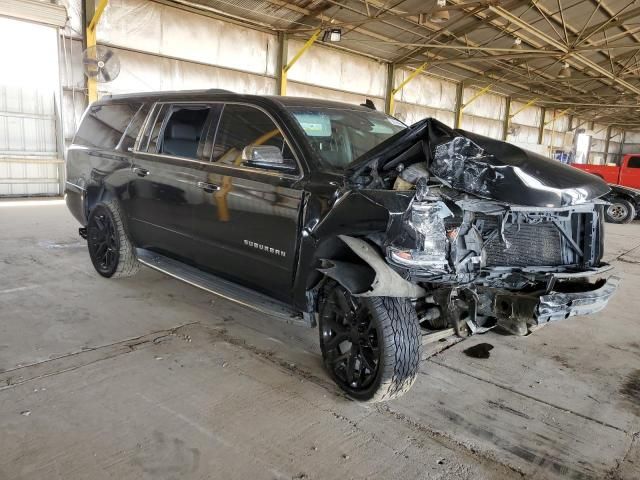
top-left (84, 184), bottom-right (119, 223)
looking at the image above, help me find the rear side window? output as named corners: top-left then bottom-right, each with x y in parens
top-left (74, 103), bottom-right (141, 149)
top-left (627, 156), bottom-right (640, 168)
top-left (118, 104), bottom-right (150, 151)
top-left (156, 106), bottom-right (211, 160)
top-left (212, 104), bottom-right (294, 167)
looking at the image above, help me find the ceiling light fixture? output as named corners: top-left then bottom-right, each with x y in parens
top-left (429, 0), bottom-right (450, 24)
top-left (322, 28), bottom-right (342, 42)
top-left (558, 62), bottom-right (571, 78)
top-left (513, 37), bottom-right (522, 50)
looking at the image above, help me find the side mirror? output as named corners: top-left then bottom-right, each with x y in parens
top-left (241, 145), bottom-right (296, 172)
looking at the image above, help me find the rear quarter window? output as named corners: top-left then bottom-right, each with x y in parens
top-left (74, 103), bottom-right (141, 150)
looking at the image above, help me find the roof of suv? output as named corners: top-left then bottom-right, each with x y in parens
top-left (101, 89), bottom-right (378, 113)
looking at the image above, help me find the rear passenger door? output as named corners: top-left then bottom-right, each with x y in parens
top-left (126, 103), bottom-right (221, 261)
top-left (191, 103), bottom-right (304, 301)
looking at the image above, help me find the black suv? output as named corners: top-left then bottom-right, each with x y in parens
top-left (66, 90), bottom-right (619, 401)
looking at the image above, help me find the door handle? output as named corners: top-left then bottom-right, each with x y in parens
top-left (197, 181), bottom-right (220, 193)
top-left (132, 166), bottom-right (150, 177)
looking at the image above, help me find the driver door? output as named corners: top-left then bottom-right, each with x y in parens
top-left (190, 103), bottom-right (304, 302)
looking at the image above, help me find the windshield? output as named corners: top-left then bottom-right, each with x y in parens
top-left (286, 106), bottom-right (406, 170)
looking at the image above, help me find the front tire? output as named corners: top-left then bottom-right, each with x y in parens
top-left (605, 198), bottom-right (635, 224)
top-left (319, 283), bottom-right (421, 402)
top-left (87, 200), bottom-right (139, 278)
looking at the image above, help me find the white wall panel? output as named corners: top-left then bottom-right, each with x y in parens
top-left (625, 131), bottom-right (640, 143)
top-left (542, 129), bottom-right (573, 149)
top-left (460, 115), bottom-right (503, 139)
top-left (543, 109), bottom-right (569, 132)
top-left (287, 83), bottom-right (384, 110)
top-left (393, 70), bottom-right (457, 110)
top-left (507, 124), bottom-right (539, 144)
top-left (510, 101), bottom-right (541, 127)
top-left (97, 48), bottom-right (275, 96)
top-left (462, 88), bottom-right (506, 120)
top-left (99, 0), bottom-right (275, 76)
top-left (287, 42), bottom-right (386, 98)
top-left (394, 102), bottom-right (454, 128)
top-left (622, 143), bottom-right (640, 154)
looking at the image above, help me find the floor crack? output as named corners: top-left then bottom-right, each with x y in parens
top-left (0, 322), bottom-right (199, 392)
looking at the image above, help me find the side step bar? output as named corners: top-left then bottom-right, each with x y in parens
top-left (136, 249), bottom-right (306, 326)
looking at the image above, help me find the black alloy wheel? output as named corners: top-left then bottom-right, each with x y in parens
top-left (320, 285), bottom-right (380, 393)
top-left (87, 205), bottom-right (120, 277)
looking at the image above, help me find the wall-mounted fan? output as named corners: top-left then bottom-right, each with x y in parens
top-left (82, 45), bottom-right (120, 83)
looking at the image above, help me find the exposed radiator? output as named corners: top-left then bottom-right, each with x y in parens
top-left (480, 218), bottom-right (563, 267)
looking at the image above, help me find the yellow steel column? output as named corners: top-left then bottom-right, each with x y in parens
top-left (457, 83), bottom-right (493, 128)
top-left (86, 0), bottom-right (108, 103)
top-left (504, 97), bottom-right (537, 140)
top-left (388, 62), bottom-right (428, 116)
top-left (280, 29), bottom-right (322, 96)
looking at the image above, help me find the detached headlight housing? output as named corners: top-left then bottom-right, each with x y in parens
top-left (387, 201), bottom-right (452, 269)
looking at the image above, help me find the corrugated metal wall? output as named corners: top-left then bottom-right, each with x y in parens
top-left (0, 17), bottom-right (63, 197)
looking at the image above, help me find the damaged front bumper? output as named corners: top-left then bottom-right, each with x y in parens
top-left (492, 267), bottom-right (620, 335)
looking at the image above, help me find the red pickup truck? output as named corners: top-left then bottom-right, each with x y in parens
top-left (571, 154), bottom-right (640, 223)
top-left (571, 154), bottom-right (640, 188)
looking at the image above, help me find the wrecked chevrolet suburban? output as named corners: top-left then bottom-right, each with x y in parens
top-left (65, 90), bottom-right (619, 402)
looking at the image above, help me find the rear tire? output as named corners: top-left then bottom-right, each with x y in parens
top-left (319, 283), bottom-right (421, 402)
top-left (605, 198), bottom-right (635, 224)
top-left (87, 200), bottom-right (139, 278)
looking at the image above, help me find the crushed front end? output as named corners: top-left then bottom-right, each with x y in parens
top-left (384, 184), bottom-right (618, 335)
top-left (346, 119), bottom-right (619, 336)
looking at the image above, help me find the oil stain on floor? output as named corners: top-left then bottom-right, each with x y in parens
top-left (463, 343), bottom-right (494, 359)
top-left (620, 368), bottom-right (640, 416)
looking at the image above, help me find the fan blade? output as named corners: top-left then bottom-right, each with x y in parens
top-left (102, 49), bottom-right (114, 63)
top-left (101, 69), bottom-right (112, 82)
top-left (83, 58), bottom-right (99, 65)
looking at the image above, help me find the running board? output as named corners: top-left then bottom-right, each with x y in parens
top-left (136, 249), bottom-right (305, 325)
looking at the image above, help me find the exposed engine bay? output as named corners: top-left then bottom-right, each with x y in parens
top-left (321, 119), bottom-right (619, 336)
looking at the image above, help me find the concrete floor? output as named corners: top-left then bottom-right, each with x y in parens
top-left (0, 199), bottom-right (639, 480)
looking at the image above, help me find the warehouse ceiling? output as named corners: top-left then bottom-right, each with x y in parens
top-left (162, 0), bottom-right (640, 127)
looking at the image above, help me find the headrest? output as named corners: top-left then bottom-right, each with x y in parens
top-left (169, 122), bottom-right (197, 140)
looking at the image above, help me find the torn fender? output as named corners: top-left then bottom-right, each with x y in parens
top-left (319, 235), bottom-right (426, 298)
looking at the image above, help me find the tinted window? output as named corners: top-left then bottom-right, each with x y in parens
top-left (118, 104), bottom-right (150, 151)
top-left (628, 156), bottom-right (640, 168)
top-left (285, 106), bottom-right (406, 170)
top-left (74, 103), bottom-right (140, 149)
top-left (212, 104), bottom-right (294, 168)
top-left (158, 106), bottom-right (210, 159)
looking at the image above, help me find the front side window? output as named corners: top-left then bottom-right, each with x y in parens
top-left (157, 106), bottom-right (211, 159)
top-left (285, 106), bottom-right (406, 170)
top-left (628, 156), bottom-right (640, 168)
top-left (74, 103), bottom-right (141, 149)
top-left (212, 104), bottom-right (296, 171)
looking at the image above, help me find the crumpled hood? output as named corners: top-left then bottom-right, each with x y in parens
top-left (348, 118), bottom-right (610, 208)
